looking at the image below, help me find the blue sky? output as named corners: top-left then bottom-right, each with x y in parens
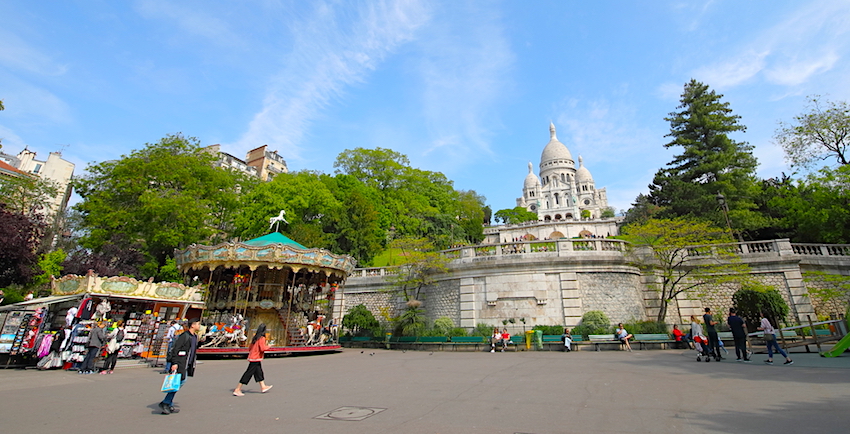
top-left (2, 1), bottom-right (849, 214)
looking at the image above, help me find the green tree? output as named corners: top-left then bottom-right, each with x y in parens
top-left (774, 96), bottom-right (850, 170)
top-left (322, 174), bottom-right (384, 265)
top-left (342, 304), bottom-right (381, 337)
top-left (33, 249), bottom-right (66, 289)
top-left (333, 147), bottom-right (410, 190)
top-left (74, 134), bottom-right (243, 272)
top-left (647, 80), bottom-right (764, 237)
top-left (493, 206), bottom-right (538, 225)
top-left (0, 175), bottom-right (60, 218)
top-left (622, 218), bottom-right (748, 322)
top-left (622, 193), bottom-right (662, 226)
top-left (732, 283), bottom-right (790, 327)
top-left (386, 237), bottom-right (450, 302)
top-left (768, 165), bottom-right (850, 243)
top-left (233, 171), bottom-right (340, 248)
top-left (0, 204), bottom-right (45, 288)
top-left (600, 207), bottom-right (616, 218)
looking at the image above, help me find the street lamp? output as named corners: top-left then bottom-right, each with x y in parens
top-left (715, 193), bottom-right (741, 242)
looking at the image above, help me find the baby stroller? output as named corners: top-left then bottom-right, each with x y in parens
top-left (693, 335), bottom-right (715, 362)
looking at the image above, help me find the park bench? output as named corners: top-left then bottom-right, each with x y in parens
top-left (448, 336), bottom-right (487, 351)
top-left (588, 334), bottom-right (623, 351)
top-left (542, 335), bottom-right (567, 351)
top-left (633, 333), bottom-right (676, 350)
top-left (388, 336), bottom-right (418, 350)
top-left (417, 336), bottom-right (448, 351)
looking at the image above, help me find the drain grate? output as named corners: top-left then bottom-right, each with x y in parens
top-left (314, 406), bottom-right (387, 421)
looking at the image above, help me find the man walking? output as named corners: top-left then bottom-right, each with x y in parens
top-left (159, 318), bottom-right (200, 415)
top-left (727, 308), bottom-right (750, 362)
top-left (703, 308), bottom-right (721, 361)
top-left (162, 320), bottom-right (180, 373)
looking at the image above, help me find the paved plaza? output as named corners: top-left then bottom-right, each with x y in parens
top-left (0, 347), bottom-right (848, 434)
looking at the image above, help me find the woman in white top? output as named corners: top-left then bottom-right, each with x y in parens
top-left (758, 313), bottom-right (793, 365)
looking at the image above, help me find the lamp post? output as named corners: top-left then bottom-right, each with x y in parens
top-left (715, 193), bottom-right (742, 242)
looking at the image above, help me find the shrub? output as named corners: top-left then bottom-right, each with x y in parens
top-left (447, 327), bottom-right (468, 337)
top-left (532, 325), bottom-right (565, 335)
top-left (472, 323), bottom-right (494, 337)
top-left (572, 310), bottom-right (613, 337)
top-left (732, 283), bottom-right (790, 327)
top-left (623, 320), bottom-right (668, 334)
top-left (394, 306), bottom-right (427, 336)
top-left (433, 317), bottom-right (455, 335)
top-left (342, 304), bottom-right (380, 337)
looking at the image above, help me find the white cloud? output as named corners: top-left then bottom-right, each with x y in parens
top-left (0, 125), bottom-right (30, 151)
top-left (416, 4), bottom-right (514, 165)
top-left (764, 52), bottom-right (839, 86)
top-left (0, 29), bottom-right (68, 76)
top-left (133, 0), bottom-right (245, 47)
top-left (691, 2), bottom-right (850, 90)
top-left (0, 74), bottom-right (73, 125)
top-left (693, 51), bottom-right (769, 89)
top-left (232, 0), bottom-right (431, 161)
top-left (554, 98), bottom-right (658, 167)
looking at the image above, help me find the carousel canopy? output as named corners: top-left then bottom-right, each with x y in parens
top-left (174, 232), bottom-right (356, 277)
top-left (243, 232), bottom-right (307, 249)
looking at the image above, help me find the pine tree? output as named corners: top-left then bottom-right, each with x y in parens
top-left (648, 79), bottom-right (764, 237)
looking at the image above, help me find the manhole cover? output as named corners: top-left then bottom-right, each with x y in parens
top-left (314, 406), bottom-right (387, 421)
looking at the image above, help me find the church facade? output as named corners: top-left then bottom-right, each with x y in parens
top-left (516, 123), bottom-right (609, 221)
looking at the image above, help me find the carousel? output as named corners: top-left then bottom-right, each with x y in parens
top-left (174, 231), bottom-right (356, 356)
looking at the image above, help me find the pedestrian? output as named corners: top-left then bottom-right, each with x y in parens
top-left (562, 328), bottom-right (572, 352)
top-left (500, 328), bottom-right (510, 352)
top-left (490, 328), bottom-right (501, 353)
top-left (727, 308), bottom-right (751, 362)
top-left (671, 324), bottom-right (686, 349)
top-left (233, 323), bottom-right (273, 396)
top-left (758, 313), bottom-right (793, 365)
top-left (159, 318), bottom-right (201, 415)
top-left (703, 308), bottom-right (721, 361)
top-left (162, 320), bottom-right (180, 374)
top-left (24, 291), bottom-right (34, 301)
top-left (80, 321), bottom-right (107, 374)
top-left (102, 321), bottom-right (125, 374)
top-left (615, 323), bottom-right (633, 351)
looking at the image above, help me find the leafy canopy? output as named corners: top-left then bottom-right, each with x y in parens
top-left (647, 80), bottom-right (765, 237)
top-left (74, 133), bottom-right (243, 268)
top-left (774, 96), bottom-right (850, 170)
top-left (622, 217), bottom-right (747, 322)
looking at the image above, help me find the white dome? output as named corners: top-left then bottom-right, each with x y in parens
top-left (576, 156), bottom-right (593, 182)
top-left (540, 123), bottom-right (573, 167)
top-left (524, 162), bottom-right (540, 188)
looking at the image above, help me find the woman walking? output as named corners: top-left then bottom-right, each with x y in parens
top-left (101, 321), bottom-right (125, 374)
top-left (233, 324), bottom-right (273, 396)
top-left (758, 313), bottom-right (793, 365)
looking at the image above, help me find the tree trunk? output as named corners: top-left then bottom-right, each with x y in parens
top-left (656, 301), bottom-right (669, 324)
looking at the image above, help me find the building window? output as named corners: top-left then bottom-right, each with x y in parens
top-left (554, 193), bottom-right (559, 204)
top-left (33, 163), bottom-right (42, 174)
top-left (561, 173), bottom-right (566, 183)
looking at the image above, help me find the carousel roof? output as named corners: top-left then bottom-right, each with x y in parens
top-left (174, 232), bottom-right (356, 277)
top-left (243, 232), bottom-right (307, 249)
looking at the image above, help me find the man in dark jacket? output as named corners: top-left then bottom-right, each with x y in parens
top-left (159, 318), bottom-right (200, 415)
top-left (727, 308), bottom-right (751, 362)
top-left (81, 322), bottom-right (106, 374)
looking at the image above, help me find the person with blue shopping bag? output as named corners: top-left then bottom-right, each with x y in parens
top-left (159, 318), bottom-right (200, 415)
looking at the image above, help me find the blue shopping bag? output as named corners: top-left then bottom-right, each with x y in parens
top-left (161, 374), bottom-right (181, 393)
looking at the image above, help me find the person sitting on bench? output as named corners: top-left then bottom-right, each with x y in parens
top-left (615, 323), bottom-right (633, 352)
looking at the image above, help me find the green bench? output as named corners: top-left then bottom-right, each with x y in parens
top-left (448, 336), bottom-right (487, 351)
top-left (588, 334), bottom-right (623, 351)
top-left (633, 333), bottom-right (676, 350)
top-left (417, 336), bottom-right (448, 351)
top-left (815, 329), bottom-right (832, 337)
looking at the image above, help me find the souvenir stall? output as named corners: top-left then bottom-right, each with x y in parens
top-left (174, 232), bottom-right (356, 356)
top-left (0, 271), bottom-right (204, 368)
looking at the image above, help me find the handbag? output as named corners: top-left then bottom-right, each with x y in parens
top-left (161, 374), bottom-right (182, 393)
top-left (764, 333), bottom-right (776, 342)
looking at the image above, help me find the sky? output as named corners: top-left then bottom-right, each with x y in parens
top-left (2, 0), bottom-right (850, 214)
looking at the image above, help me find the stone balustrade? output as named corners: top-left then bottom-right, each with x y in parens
top-left (348, 239), bottom-right (850, 279)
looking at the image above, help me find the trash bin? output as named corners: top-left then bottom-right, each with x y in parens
top-left (533, 330), bottom-right (543, 350)
top-left (525, 330), bottom-right (533, 350)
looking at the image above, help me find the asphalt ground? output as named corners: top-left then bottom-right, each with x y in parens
top-left (0, 346), bottom-right (848, 434)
